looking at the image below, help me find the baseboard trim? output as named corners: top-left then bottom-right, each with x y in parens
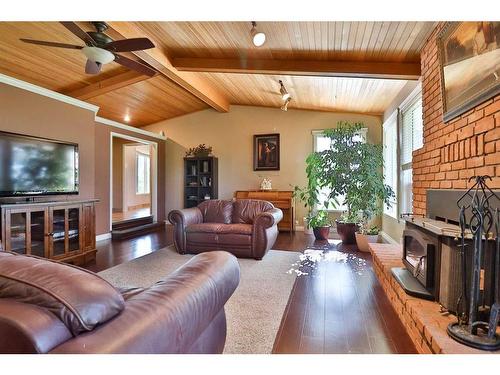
top-left (380, 231), bottom-right (399, 245)
top-left (96, 233), bottom-right (112, 242)
top-left (295, 225), bottom-right (305, 232)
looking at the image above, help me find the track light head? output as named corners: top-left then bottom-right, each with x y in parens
top-left (250, 21), bottom-right (266, 47)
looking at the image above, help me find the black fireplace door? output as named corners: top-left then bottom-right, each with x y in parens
top-left (403, 228), bottom-right (436, 290)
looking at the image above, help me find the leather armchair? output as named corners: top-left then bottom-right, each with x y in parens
top-left (169, 199), bottom-right (283, 260)
top-left (0, 250), bottom-right (240, 354)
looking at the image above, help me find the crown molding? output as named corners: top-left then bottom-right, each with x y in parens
top-left (0, 73), bottom-right (99, 113)
top-left (95, 116), bottom-right (167, 140)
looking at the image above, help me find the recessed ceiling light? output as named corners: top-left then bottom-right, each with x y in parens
top-left (250, 21), bottom-right (266, 47)
top-left (124, 114), bottom-right (131, 122)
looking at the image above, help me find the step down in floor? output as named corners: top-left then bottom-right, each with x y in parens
top-left (112, 217), bottom-right (163, 240)
top-left (112, 215), bottom-right (153, 231)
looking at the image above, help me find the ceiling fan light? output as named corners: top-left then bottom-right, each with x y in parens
top-left (282, 92), bottom-right (291, 101)
top-left (250, 22), bottom-right (266, 47)
top-left (82, 46), bottom-right (115, 64)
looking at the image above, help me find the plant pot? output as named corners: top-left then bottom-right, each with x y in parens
top-left (355, 232), bottom-right (380, 253)
top-left (194, 152), bottom-right (210, 158)
top-left (313, 226), bottom-right (330, 241)
top-left (335, 220), bottom-right (358, 244)
top-left (303, 217), bottom-right (313, 235)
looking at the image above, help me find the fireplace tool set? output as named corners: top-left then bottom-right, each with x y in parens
top-left (447, 176), bottom-right (500, 350)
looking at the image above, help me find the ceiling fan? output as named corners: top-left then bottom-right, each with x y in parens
top-left (20, 21), bottom-right (156, 77)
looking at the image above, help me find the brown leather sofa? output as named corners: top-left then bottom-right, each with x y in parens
top-left (168, 199), bottom-right (283, 260)
top-left (0, 250), bottom-right (240, 354)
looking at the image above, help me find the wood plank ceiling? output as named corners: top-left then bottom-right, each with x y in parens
top-left (0, 21), bottom-right (436, 127)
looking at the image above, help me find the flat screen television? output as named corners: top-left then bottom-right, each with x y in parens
top-left (0, 131), bottom-right (79, 197)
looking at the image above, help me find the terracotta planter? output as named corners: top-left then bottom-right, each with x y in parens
top-left (355, 232), bottom-right (380, 252)
top-left (335, 220), bottom-right (358, 244)
top-left (313, 226), bottom-right (330, 241)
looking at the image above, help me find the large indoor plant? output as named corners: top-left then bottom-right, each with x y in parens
top-left (315, 121), bottom-right (394, 245)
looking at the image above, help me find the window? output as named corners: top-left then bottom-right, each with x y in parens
top-left (136, 152), bottom-right (150, 194)
top-left (383, 111), bottom-right (398, 218)
top-left (399, 86), bottom-right (423, 215)
top-left (312, 128), bottom-right (368, 211)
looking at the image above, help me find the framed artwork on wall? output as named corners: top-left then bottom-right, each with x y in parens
top-left (253, 133), bottom-right (280, 171)
top-left (437, 21), bottom-right (500, 122)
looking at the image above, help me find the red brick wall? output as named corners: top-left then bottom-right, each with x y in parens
top-left (413, 23), bottom-right (500, 215)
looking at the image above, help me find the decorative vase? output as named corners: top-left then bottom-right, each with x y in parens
top-left (313, 226), bottom-right (330, 241)
top-left (335, 220), bottom-right (359, 245)
top-left (354, 232), bottom-right (380, 253)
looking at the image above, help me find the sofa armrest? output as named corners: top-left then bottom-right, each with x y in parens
top-left (50, 251), bottom-right (240, 354)
top-left (253, 208), bottom-right (283, 229)
top-left (168, 207), bottom-right (203, 227)
top-left (0, 299), bottom-right (73, 353)
top-left (168, 207), bottom-right (203, 253)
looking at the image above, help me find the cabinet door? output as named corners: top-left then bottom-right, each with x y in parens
top-left (82, 203), bottom-right (95, 251)
top-left (4, 208), bottom-right (28, 254)
top-left (49, 205), bottom-right (82, 259)
top-left (4, 208), bottom-right (48, 256)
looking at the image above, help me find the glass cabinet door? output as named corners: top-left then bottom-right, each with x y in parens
top-left (8, 211), bottom-right (28, 254)
top-left (51, 208), bottom-right (66, 257)
top-left (68, 207), bottom-right (80, 252)
top-left (30, 210), bottom-right (46, 257)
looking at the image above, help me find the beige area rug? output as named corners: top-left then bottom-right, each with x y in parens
top-left (98, 246), bottom-right (300, 354)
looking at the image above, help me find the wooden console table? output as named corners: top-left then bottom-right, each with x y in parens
top-left (0, 199), bottom-right (98, 265)
top-left (234, 190), bottom-right (294, 233)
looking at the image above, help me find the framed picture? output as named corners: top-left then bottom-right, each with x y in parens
top-left (253, 133), bottom-right (280, 171)
top-left (438, 22), bottom-right (500, 122)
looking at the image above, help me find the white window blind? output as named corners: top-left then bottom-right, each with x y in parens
top-left (383, 111), bottom-right (398, 218)
top-left (312, 128), bottom-right (368, 211)
top-left (400, 89), bottom-right (423, 215)
top-left (136, 152), bottom-right (150, 194)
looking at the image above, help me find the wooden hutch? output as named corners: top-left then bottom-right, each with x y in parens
top-left (234, 190), bottom-right (295, 233)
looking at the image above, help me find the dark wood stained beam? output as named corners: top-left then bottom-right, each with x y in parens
top-left (172, 58), bottom-right (422, 80)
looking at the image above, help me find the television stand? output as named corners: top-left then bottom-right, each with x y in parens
top-left (0, 199), bottom-right (98, 265)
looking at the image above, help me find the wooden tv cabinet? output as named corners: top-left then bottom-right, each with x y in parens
top-left (0, 199), bottom-right (98, 265)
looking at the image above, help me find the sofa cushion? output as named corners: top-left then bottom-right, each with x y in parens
top-left (185, 223), bottom-right (223, 233)
top-left (197, 200), bottom-right (233, 224)
top-left (0, 252), bottom-right (125, 336)
top-left (216, 224), bottom-right (252, 235)
top-left (232, 199), bottom-right (274, 224)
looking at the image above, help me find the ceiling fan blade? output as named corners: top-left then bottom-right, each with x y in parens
top-left (105, 38), bottom-right (155, 53)
top-left (114, 54), bottom-right (156, 77)
top-left (60, 21), bottom-right (96, 46)
top-left (85, 59), bottom-right (102, 74)
top-left (20, 38), bottom-right (83, 49)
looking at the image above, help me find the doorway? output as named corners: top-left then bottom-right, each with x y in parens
top-left (110, 132), bottom-right (158, 230)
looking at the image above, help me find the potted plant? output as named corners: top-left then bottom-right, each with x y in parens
top-left (355, 225), bottom-right (381, 253)
top-left (185, 144), bottom-right (213, 157)
top-left (308, 210), bottom-right (332, 240)
top-left (293, 152), bottom-right (323, 235)
top-left (314, 121), bottom-right (394, 245)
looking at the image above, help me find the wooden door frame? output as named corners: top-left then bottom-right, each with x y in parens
top-left (109, 132), bottom-right (158, 231)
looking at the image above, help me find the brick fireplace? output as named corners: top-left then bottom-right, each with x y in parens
top-left (412, 22), bottom-right (500, 216)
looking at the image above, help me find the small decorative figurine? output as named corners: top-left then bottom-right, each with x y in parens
top-left (260, 178), bottom-right (272, 191)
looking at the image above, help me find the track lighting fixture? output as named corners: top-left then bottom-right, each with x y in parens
top-left (279, 80), bottom-right (292, 111)
top-left (250, 21), bottom-right (266, 47)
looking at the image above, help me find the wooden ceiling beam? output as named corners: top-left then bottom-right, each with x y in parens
top-left (106, 22), bottom-right (230, 113)
top-left (172, 58), bottom-right (422, 80)
top-left (63, 70), bottom-right (152, 100)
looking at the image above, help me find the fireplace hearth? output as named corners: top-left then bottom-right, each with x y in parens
top-left (391, 177), bottom-right (500, 351)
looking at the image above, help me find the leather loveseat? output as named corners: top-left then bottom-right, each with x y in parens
top-left (168, 199), bottom-right (283, 260)
top-left (0, 250), bottom-right (240, 354)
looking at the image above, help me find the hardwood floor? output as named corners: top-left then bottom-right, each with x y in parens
top-left (111, 206), bottom-right (152, 223)
top-left (84, 226), bottom-right (416, 354)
